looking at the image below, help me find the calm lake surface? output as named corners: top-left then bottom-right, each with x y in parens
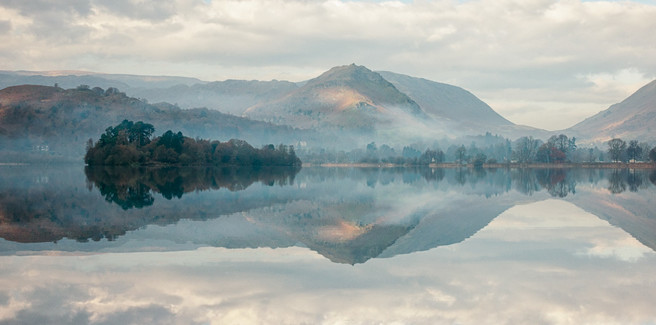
top-left (1, 165), bottom-right (656, 324)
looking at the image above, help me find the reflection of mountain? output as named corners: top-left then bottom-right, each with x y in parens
top-left (379, 202), bottom-right (512, 259)
top-left (566, 170), bottom-right (656, 252)
top-left (1, 166), bottom-right (655, 264)
top-left (0, 166), bottom-right (300, 243)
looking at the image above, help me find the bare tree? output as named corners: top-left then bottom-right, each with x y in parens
top-left (513, 136), bottom-right (540, 163)
top-left (607, 138), bottom-right (627, 162)
top-left (627, 140), bottom-right (642, 162)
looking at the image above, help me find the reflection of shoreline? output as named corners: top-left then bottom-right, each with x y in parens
top-left (85, 165), bottom-right (301, 209)
top-left (0, 166), bottom-right (301, 244)
top-left (1, 166), bottom-right (655, 262)
top-left (310, 163), bottom-right (656, 169)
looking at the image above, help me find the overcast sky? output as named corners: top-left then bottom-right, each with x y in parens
top-left (0, 0), bottom-right (655, 130)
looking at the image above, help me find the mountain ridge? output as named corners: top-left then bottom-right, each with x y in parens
top-left (2, 65), bottom-right (655, 144)
top-left (244, 64), bottom-right (428, 130)
top-left (0, 84), bottom-right (308, 160)
top-left (567, 79), bottom-right (656, 143)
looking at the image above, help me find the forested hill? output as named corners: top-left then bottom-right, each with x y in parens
top-left (0, 85), bottom-right (307, 161)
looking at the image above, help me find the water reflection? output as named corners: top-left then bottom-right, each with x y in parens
top-left (2, 166), bottom-right (656, 324)
top-left (0, 166), bottom-right (655, 265)
top-left (85, 166), bottom-right (300, 209)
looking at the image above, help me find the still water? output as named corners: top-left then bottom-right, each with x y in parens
top-left (1, 165), bottom-right (655, 324)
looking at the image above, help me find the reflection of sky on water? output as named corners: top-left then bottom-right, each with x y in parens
top-left (1, 199), bottom-right (655, 324)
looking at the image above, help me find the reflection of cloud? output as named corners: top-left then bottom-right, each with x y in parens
top-left (481, 199), bottom-right (653, 262)
top-left (582, 237), bottom-right (651, 262)
top-left (486, 199), bottom-right (609, 230)
top-left (2, 198), bottom-right (656, 324)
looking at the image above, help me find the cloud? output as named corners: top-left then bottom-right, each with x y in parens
top-left (0, 20), bottom-right (9, 34)
top-left (0, 0), bottom-right (655, 129)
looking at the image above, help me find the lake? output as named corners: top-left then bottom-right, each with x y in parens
top-left (1, 165), bottom-right (655, 324)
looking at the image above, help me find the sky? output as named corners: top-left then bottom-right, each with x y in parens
top-left (0, 0), bottom-right (655, 130)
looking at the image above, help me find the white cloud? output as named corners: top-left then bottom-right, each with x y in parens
top-left (0, 0), bottom-right (655, 129)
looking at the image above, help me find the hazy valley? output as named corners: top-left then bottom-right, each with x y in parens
top-left (1, 64), bottom-right (655, 163)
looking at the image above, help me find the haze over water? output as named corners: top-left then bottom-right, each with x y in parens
top-left (0, 165), bottom-right (655, 324)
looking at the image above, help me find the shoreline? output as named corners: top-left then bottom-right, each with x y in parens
top-left (304, 162), bottom-right (656, 169)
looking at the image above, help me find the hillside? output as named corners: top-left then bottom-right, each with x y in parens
top-left (568, 79), bottom-right (656, 143)
top-left (378, 71), bottom-right (550, 139)
top-left (130, 79), bottom-right (298, 115)
top-left (244, 64), bottom-right (427, 130)
top-left (0, 70), bottom-right (203, 90)
top-left (0, 85), bottom-right (306, 161)
top-left (0, 66), bottom-right (542, 141)
top-left (378, 71), bottom-right (512, 126)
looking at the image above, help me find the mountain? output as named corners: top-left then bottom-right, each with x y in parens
top-left (244, 64), bottom-right (427, 130)
top-left (0, 70), bottom-right (203, 89)
top-left (0, 65), bottom-right (552, 143)
top-left (377, 71), bottom-right (512, 127)
top-left (130, 79), bottom-right (299, 116)
top-left (376, 71), bottom-right (545, 139)
top-left (567, 79), bottom-right (656, 143)
top-left (0, 85), bottom-right (306, 161)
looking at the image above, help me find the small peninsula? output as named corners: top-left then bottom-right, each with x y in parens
top-left (84, 120), bottom-right (302, 167)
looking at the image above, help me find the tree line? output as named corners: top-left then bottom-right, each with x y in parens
top-left (298, 133), bottom-right (656, 165)
top-left (84, 120), bottom-right (302, 167)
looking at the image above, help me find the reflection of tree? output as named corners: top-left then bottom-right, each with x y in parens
top-left (420, 168), bottom-right (445, 182)
top-left (98, 181), bottom-right (154, 210)
top-left (85, 166), bottom-right (301, 209)
top-left (512, 169), bottom-right (540, 195)
top-left (608, 169), bottom-right (627, 194)
top-left (455, 168), bottom-right (467, 185)
top-left (536, 169), bottom-right (576, 198)
top-left (651, 171), bottom-right (656, 186)
top-left (354, 167), bottom-right (445, 186)
top-left (0, 166), bottom-right (301, 244)
top-left (627, 170), bottom-right (644, 192)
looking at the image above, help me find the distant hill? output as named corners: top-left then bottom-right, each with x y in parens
top-left (0, 70), bottom-right (203, 89)
top-left (130, 79), bottom-right (299, 116)
top-left (0, 65), bottom-right (555, 143)
top-left (244, 64), bottom-right (427, 130)
top-left (567, 79), bottom-right (656, 143)
top-left (377, 71), bottom-right (546, 139)
top-left (0, 85), bottom-right (305, 161)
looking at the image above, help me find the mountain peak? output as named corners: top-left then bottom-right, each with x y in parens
top-left (244, 64), bottom-right (426, 129)
top-left (308, 64), bottom-right (386, 86)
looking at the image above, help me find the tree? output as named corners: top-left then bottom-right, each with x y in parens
top-left (86, 121), bottom-right (302, 166)
top-left (650, 147), bottom-right (656, 162)
top-left (455, 145), bottom-right (467, 164)
top-left (548, 134), bottom-right (570, 153)
top-left (546, 134), bottom-right (571, 163)
top-left (536, 143), bottom-right (552, 163)
top-left (607, 138), bottom-right (627, 162)
top-left (128, 121), bottom-right (155, 147)
top-left (420, 149), bottom-right (444, 165)
top-left (513, 136), bottom-right (540, 163)
top-left (402, 146), bottom-right (421, 159)
top-left (627, 140), bottom-right (643, 162)
top-left (472, 153), bottom-right (487, 168)
top-left (588, 148), bottom-right (595, 162)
